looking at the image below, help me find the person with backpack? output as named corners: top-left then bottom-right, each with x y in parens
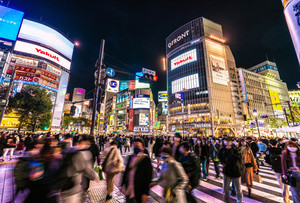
top-left (2, 133), bottom-right (16, 161)
top-left (121, 138), bottom-right (153, 203)
top-left (178, 142), bottom-right (201, 203)
top-left (100, 140), bottom-right (124, 201)
top-left (211, 138), bottom-right (221, 179)
top-left (265, 139), bottom-right (290, 203)
top-left (60, 135), bottom-right (99, 203)
top-left (150, 146), bottom-right (189, 203)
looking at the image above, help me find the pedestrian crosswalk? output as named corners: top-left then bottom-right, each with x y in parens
top-left (150, 160), bottom-right (293, 203)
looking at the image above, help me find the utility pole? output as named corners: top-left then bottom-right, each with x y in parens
top-left (0, 70), bottom-right (16, 126)
top-left (90, 39), bottom-right (105, 136)
top-left (287, 101), bottom-right (295, 126)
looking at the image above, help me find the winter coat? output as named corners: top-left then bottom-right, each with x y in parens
top-left (240, 146), bottom-right (257, 185)
top-left (281, 150), bottom-right (300, 177)
top-left (218, 146), bottom-right (242, 178)
top-left (265, 147), bottom-right (283, 173)
top-left (159, 158), bottom-right (188, 203)
top-left (100, 146), bottom-right (124, 174)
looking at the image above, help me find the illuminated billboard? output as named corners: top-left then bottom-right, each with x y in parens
top-left (120, 80), bottom-right (129, 91)
top-left (133, 97), bottom-right (150, 109)
top-left (135, 72), bottom-right (150, 89)
top-left (158, 91), bottom-right (167, 102)
top-left (171, 49), bottom-right (197, 70)
top-left (239, 69), bottom-right (248, 103)
top-left (18, 19), bottom-right (74, 60)
top-left (282, 0), bottom-right (300, 65)
top-left (210, 55), bottom-right (228, 86)
top-left (14, 41), bottom-right (71, 70)
top-left (0, 5), bottom-right (24, 41)
top-left (171, 73), bottom-right (199, 94)
top-left (139, 113), bottom-right (149, 126)
top-left (269, 90), bottom-right (283, 111)
top-left (106, 78), bottom-right (119, 93)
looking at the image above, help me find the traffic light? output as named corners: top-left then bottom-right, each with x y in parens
top-left (89, 122), bottom-right (92, 125)
top-left (70, 105), bottom-right (77, 116)
top-left (139, 73), bottom-right (158, 83)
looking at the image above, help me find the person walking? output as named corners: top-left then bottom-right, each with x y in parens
top-left (238, 138), bottom-right (257, 197)
top-left (282, 141), bottom-right (300, 203)
top-left (148, 137), bottom-right (155, 160)
top-left (121, 138), bottom-right (152, 203)
top-left (219, 137), bottom-right (243, 203)
top-left (101, 140), bottom-right (124, 201)
top-left (2, 133), bottom-right (16, 161)
top-left (150, 146), bottom-right (188, 203)
top-left (266, 139), bottom-right (290, 203)
top-left (124, 136), bottom-right (131, 154)
top-left (200, 138), bottom-right (209, 181)
top-left (211, 138), bottom-right (221, 179)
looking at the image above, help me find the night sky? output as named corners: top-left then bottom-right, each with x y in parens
top-left (5, 0), bottom-right (300, 102)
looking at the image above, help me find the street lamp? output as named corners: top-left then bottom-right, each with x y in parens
top-left (252, 108), bottom-right (261, 138)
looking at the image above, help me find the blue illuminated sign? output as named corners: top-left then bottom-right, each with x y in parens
top-left (252, 64), bottom-right (278, 73)
top-left (109, 80), bottom-right (117, 88)
top-left (120, 80), bottom-right (129, 91)
top-left (0, 5), bottom-right (24, 41)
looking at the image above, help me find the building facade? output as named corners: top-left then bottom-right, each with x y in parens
top-left (166, 17), bottom-right (236, 136)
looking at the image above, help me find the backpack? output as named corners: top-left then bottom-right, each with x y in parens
top-left (14, 157), bottom-right (32, 190)
top-left (57, 148), bottom-right (82, 191)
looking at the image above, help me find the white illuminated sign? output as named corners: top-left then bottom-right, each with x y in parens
top-left (14, 41), bottom-right (71, 70)
top-left (171, 49), bottom-right (197, 70)
top-left (133, 97), bottom-right (150, 109)
top-left (106, 78), bottom-right (119, 93)
top-left (172, 73), bottom-right (199, 94)
top-left (18, 19), bottom-right (74, 60)
top-left (168, 30), bottom-right (190, 49)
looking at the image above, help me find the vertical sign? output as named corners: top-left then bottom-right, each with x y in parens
top-left (239, 69), bottom-right (248, 103)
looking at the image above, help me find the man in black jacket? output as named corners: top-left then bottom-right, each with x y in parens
top-left (265, 139), bottom-right (289, 203)
top-left (219, 137), bottom-right (243, 203)
top-left (121, 138), bottom-right (152, 203)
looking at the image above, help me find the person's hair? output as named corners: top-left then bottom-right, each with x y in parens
top-left (269, 139), bottom-right (278, 147)
top-left (284, 141), bottom-right (300, 162)
top-left (134, 138), bottom-right (145, 147)
top-left (64, 134), bottom-right (72, 139)
top-left (174, 133), bottom-right (182, 140)
top-left (161, 146), bottom-right (172, 155)
top-left (181, 141), bottom-right (190, 151)
top-left (79, 134), bottom-right (92, 142)
top-left (238, 138), bottom-right (249, 148)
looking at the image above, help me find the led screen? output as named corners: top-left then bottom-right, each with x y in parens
top-left (0, 5), bottom-right (24, 41)
top-left (18, 19), bottom-right (74, 60)
top-left (171, 49), bottom-right (197, 70)
top-left (139, 113), bottom-right (149, 126)
top-left (133, 97), bottom-right (150, 109)
top-left (171, 73), bottom-right (199, 94)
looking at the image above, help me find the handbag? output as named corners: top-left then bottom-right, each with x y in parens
top-left (282, 171), bottom-right (297, 187)
top-left (253, 172), bottom-right (263, 183)
top-left (93, 165), bottom-right (104, 180)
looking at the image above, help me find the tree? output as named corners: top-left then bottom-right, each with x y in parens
top-left (62, 116), bottom-right (75, 129)
top-left (38, 112), bottom-right (52, 131)
top-left (7, 85), bottom-right (53, 132)
top-left (269, 118), bottom-right (280, 129)
top-left (286, 104), bottom-right (300, 124)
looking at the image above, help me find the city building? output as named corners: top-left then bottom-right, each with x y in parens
top-left (0, 5), bottom-right (74, 131)
top-left (166, 17), bottom-right (236, 136)
top-left (289, 90), bottom-right (300, 107)
top-left (236, 60), bottom-right (289, 136)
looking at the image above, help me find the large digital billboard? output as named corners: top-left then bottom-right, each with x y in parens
top-left (133, 97), bottom-right (150, 109)
top-left (171, 73), bottom-right (199, 94)
top-left (0, 5), bottom-right (24, 41)
top-left (282, 0), bottom-right (300, 65)
top-left (14, 41), bottom-right (71, 70)
top-left (210, 55), bottom-right (228, 86)
top-left (139, 113), bottom-right (149, 126)
top-left (171, 49), bottom-right (197, 70)
top-left (18, 19), bottom-right (74, 60)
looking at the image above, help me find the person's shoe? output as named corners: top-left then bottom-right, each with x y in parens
top-left (231, 190), bottom-right (236, 196)
top-left (106, 195), bottom-right (112, 201)
top-left (248, 188), bottom-right (252, 198)
top-left (1, 159), bottom-right (4, 162)
top-left (203, 178), bottom-right (208, 182)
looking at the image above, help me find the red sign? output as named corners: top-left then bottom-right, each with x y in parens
top-left (128, 80), bottom-right (135, 90)
top-left (65, 93), bottom-right (70, 100)
top-left (15, 65), bottom-right (36, 73)
top-left (35, 48), bottom-right (59, 62)
top-left (15, 75), bottom-right (39, 82)
top-left (128, 109), bottom-right (134, 132)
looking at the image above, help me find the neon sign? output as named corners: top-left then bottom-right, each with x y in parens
top-left (168, 30), bottom-right (189, 49)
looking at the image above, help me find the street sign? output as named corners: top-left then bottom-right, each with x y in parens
top-left (106, 68), bottom-right (115, 77)
top-left (17, 81), bottom-right (23, 93)
top-left (142, 68), bottom-right (156, 76)
top-left (12, 87), bottom-right (17, 96)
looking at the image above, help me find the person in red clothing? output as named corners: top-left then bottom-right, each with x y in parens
top-left (281, 141), bottom-right (300, 203)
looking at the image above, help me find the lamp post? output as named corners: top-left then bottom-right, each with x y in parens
top-left (252, 108), bottom-right (261, 138)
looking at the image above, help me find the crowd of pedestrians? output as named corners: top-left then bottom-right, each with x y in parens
top-left (0, 131), bottom-right (299, 203)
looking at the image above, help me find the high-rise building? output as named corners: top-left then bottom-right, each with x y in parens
top-left (166, 17), bottom-right (236, 136)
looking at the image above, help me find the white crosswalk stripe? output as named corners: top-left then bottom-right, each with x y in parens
top-left (149, 160), bottom-right (293, 203)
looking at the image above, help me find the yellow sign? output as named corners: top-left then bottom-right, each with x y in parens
top-left (269, 90), bottom-right (282, 111)
top-left (282, 0), bottom-right (291, 8)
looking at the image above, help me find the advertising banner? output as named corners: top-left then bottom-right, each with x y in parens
top-left (282, 0), bottom-right (300, 65)
top-left (0, 5), bottom-right (24, 41)
top-left (128, 80), bottom-right (135, 90)
top-left (210, 55), bottom-right (228, 86)
top-left (139, 113), bottom-right (149, 126)
top-left (135, 72), bottom-right (150, 89)
top-left (128, 109), bottom-right (134, 131)
top-left (269, 90), bottom-right (283, 111)
top-left (238, 69), bottom-right (248, 103)
top-left (18, 19), bottom-right (74, 60)
top-left (120, 80), bottom-right (129, 91)
top-left (14, 41), bottom-right (71, 70)
top-left (158, 91), bottom-right (167, 102)
top-left (171, 49), bottom-right (197, 70)
top-left (106, 78), bottom-right (119, 93)
top-left (171, 73), bottom-right (199, 94)
top-left (133, 97), bottom-right (150, 109)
